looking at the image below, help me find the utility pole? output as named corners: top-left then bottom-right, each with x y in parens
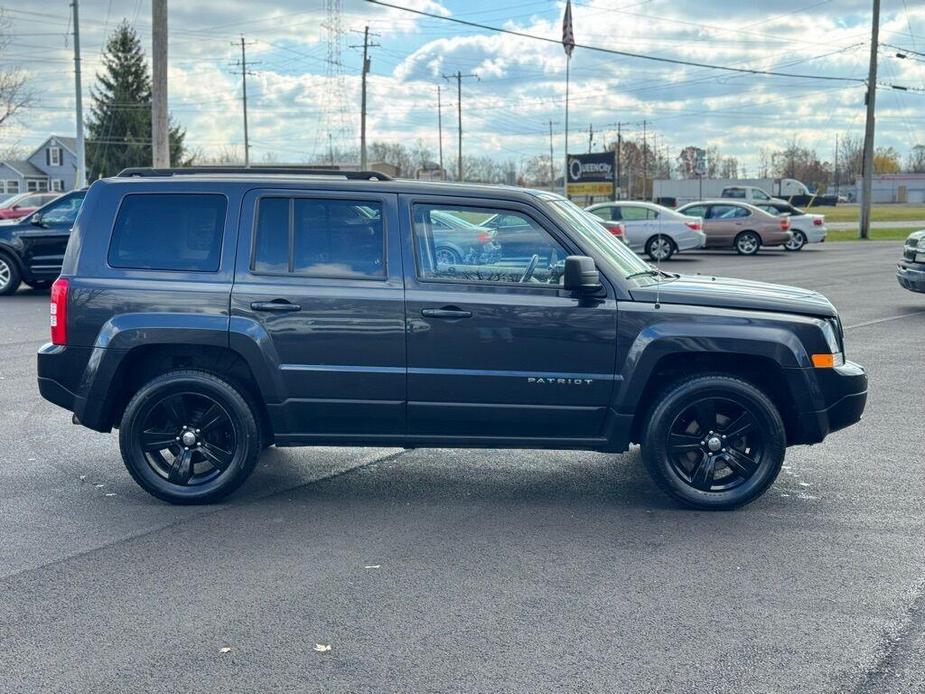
top-left (437, 86), bottom-right (444, 179)
top-left (351, 26), bottom-right (379, 170)
top-left (834, 132), bottom-right (839, 198)
top-left (860, 0), bottom-right (880, 239)
top-left (642, 119), bottom-right (648, 200)
top-left (548, 120), bottom-right (556, 192)
top-left (443, 71), bottom-right (478, 182)
top-left (70, 0), bottom-right (86, 187)
top-left (151, 0), bottom-right (169, 168)
top-left (232, 36), bottom-right (257, 167)
top-left (587, 123), bottom-right (593, 153)
top-left (616, 123), bottom-right (623, 200)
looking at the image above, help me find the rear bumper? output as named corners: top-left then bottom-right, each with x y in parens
top-left (896, 262), bottom-right (925, 293)
top-left (676, 231), bottom-right (706, 252)
top-left (791, 360), bottom-right (868, 444)
top-left (36, 343), bottom-right (110, 431)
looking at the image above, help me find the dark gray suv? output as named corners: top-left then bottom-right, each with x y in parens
top-left (37, 168), bottom-right (867, 509)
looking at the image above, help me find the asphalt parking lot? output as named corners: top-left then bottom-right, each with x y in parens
top-left (0, 241), bottom-right (922, 693)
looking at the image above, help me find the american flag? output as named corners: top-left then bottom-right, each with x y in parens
top-left (562, 0), bottom-right (575, 57)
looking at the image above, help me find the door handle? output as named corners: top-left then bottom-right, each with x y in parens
top-left (421, 307), bottom-right (472, 319)
top-left (251, 300), bottom-right (301, 312)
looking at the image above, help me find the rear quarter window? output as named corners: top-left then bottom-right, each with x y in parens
top-left (108, 193), bottom-right (227, 272)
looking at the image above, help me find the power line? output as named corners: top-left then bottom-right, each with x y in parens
top-left (363, 0), bottom-right (864, 83)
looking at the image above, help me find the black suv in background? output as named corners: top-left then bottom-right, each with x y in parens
top-left (37, 168), bottom-right (867, 509)
top-left (0, 189), bottom-right (86, 295)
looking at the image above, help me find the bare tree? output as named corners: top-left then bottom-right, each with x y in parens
top-left (0, 10), bottom-right (35, 131)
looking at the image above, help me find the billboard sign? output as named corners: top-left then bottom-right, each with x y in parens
top-left (566, 151), bottom-right (616, 197)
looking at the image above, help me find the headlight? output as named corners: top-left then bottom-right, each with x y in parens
top-left (917, 237), bottom-right (925, 250)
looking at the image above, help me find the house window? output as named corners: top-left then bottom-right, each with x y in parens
top-left (27, 179), bottom-right (49, 192)
top-left (52, 179), bottom-right (64, 192)
top-left (48, 147), bottom-right (62, 167)
top-left (3, 180), bottom-right (19, 194)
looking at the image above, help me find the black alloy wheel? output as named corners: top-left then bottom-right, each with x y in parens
top-left (119, 370), bottom-right (261, 504)
top-left (641, 375), bottom-right (785, 509)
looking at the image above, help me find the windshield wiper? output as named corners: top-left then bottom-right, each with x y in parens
top-left (625, 269), bottom-right (660, 280)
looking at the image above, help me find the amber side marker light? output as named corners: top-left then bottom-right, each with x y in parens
top-left (812, 353), bottom-right (844, 368)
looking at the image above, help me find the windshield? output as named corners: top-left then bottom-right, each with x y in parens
top-left (546, 199), bottom-right (652, 278)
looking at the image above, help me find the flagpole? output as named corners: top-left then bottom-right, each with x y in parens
top-left (564, 53), bottom-right (570, 199)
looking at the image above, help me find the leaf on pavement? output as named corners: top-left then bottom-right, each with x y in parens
top-left (313, 644), bottom-right (332, 652)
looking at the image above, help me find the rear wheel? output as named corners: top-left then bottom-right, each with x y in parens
top-left (734, 231), bottom-right (761, 255)
top-left (119, 370), bottom-right (262, 504)
top-left (435, 246), bottom-right (461, 266)
top-left (641, 374), bottom-right (785, 510)
top-left (646, 235), bottom-right (676, 262)
top-left (0, 253), bottom-right (21, 296)
top-left (784, 231), bottom-right (806, 251)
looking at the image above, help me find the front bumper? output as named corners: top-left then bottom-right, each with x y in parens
top-left (896, 261), bottom-right (925, 293)
top-left (790, 360), bottom-right (868, 444)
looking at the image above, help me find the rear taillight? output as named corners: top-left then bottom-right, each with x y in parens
top-left (813, 218), bottom-right (823, 226)
top-left (780, 218), bottom-right (790, 231)
top-left (685, 221), bottom-right (702, 231)
top-left (477, 231), bottom-right (493, 244)
top-left (50, 277), bottom-right (68, 345)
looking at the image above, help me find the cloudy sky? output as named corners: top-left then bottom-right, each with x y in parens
top-left (2, 0), bottom-right (924, 174)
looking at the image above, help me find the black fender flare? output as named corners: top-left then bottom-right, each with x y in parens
top-left (614, 320), bottom-right (812, 416)
top-left (74, 313), bottom-right (285, 430)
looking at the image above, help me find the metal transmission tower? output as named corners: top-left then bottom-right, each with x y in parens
top-left (320, 0), bottom-right (354, 162)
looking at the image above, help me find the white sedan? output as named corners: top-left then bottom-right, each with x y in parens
top-left (584, 201), bottom-right (706, 261)
top-left (753, 202), bottom-right (827, 251)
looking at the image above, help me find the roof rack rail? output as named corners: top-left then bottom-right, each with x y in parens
top-left (115, 166), bottom-right (393, 181)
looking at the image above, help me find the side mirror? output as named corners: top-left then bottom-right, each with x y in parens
top-left (563, 255), bottom-right (603, 293)
top-left (31, 213), bottom-right (45, 227)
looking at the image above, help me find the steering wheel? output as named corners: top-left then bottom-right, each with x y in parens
top-left (519, 254), bottom-right (540, 283)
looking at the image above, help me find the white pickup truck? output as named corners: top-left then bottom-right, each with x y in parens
top-left (720, 185), bottom-right (788, 206)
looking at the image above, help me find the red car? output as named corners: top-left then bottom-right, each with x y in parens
top-left (0, 192), bottom-right (60, 220)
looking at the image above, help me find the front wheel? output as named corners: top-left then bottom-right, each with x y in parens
top-left (784, 231), bottom-right (806, 251)
top-left (119, 370), bottom-right (262, 504)
top-left (734, 231), bottom-right (761, 255)
top-left (640, 375), bottom-right (785, 510)
top-left (0, 253), bottom-right (21, 296)
top-left (646, 235), bottom-right (676, 262)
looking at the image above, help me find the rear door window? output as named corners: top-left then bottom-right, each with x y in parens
top-left (251, 197), bottom-right (385, 279)
top-left (108, 193), bottom-right (226, 271)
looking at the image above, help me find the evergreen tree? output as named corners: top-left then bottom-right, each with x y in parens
top-left (86, 21), bottom-right (186, 178)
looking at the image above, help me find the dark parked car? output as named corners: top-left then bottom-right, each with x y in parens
top-left (37, 168), bottom-right (867, 510)
top-left (429, 209), bottom-right (501, 266)
top-left (897, 230), bottom-right (925, 293)
top-left (0, 189), bottom-right (86, 294)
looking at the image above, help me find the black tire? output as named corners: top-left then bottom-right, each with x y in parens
top-left (645, 234), bottom-right (676, 262)
top-left (0, 251), bottom-right (21, 296)
top-left (119, 370), bottom-right (262, 504)
top-left (734, 231), bottom-right (761, 256)
top-left (640, 374), bottom-right (786, 510)
top-left (784, 231), bottom-right (806, 251)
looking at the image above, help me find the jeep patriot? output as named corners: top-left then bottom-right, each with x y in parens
top-left (37, 167), bottom-right (868, 509)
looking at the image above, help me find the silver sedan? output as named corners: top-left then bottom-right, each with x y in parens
top-left (585, 201), bottom-right (706, 261)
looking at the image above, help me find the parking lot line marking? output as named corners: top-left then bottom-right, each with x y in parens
top-left (845, 310), bottom-right (925, 331)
